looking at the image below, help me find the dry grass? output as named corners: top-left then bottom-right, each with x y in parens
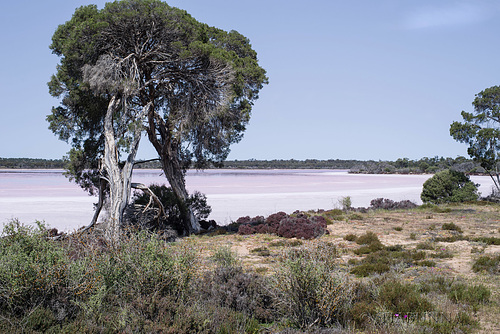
top-left (192, 202), bottom-right (500, 333)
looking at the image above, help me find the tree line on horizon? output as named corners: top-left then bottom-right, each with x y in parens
top-left (0, 156), bottom-right (486, 174)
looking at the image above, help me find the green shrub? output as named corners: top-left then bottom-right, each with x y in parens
top-left (472, 254), bottom-right (500, 274)
top-left (379, 280), bottom-right (434, 315)
top-left (349, 213), bottom-right (364, 220)
top-left (211, 246), bottom-right (240, 268)
top-left (421, 169), bottom-right (479, 204)
top-left (0, 220), bottom-right (70, 319)
top-left (344, 233), bottom-right (357, 242)
top-left (353, 232), bottom-right (384, 255)
top-left (442, 222), bottom-right (463, 233)
top-left (472, 236), bottom-right (500, 245)
top-left (449, 283), bottom-right (491, 307)
top-left (356, 231), bottom-right (380, 245)
top-left (199, 264), bottom-right (276, 323)
top-left (416, 241), bottom-right (436, 250)
top-left (275, 249), bottom-right (352, 328)
top-left (250, 247), bottom-right (271, 257)
top-left (418, 260), bottom-right (437, 267)
top-left (431, 247), bottom-right (454, 259)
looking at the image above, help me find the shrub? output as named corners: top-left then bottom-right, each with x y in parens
top-left (344, 233), bottom-right (357, 242)
top-left (442, 222), bottom-right (463, 233)
top-left (211, 246), bottom-right (240, 268)
top-left (349, 213), bottom-right (364, 220)
top-left (268, 239), bottom-right (303, 248)
top-left (472, 254), bottom-right (500, 274)
top-left (0, 220), bottom-right (70, 320)
top-left (275, 248), bottom-right (352, 328)
top-left (370, 198), bottom-right (417, 210)
top-left (449, 283), bottom-right (491, 307)
top-left (431, 247), bottom-right (454, 259)
top-left (353, 232), bottom-right (384, 255)
top-left (130, 184), bottom-right (212, 233)
top-left (277, 217), bottom-right (327, 240)
top-left (338, 196), bottom-right (352, 211)
top-left (379, 280), bottom-right (434, 315)
top-left (356, 231), bottom-right (380, 245)
top-left (421, 169), bottom-right (479, 204)
top-left (199, 264), bottom-right (276, 323)
top-left (250, 247), bottom-right (271, 257)
top-left (237, 212), bottom-right (329, 239)
top-left (416, 241), bottom-right (436, 250)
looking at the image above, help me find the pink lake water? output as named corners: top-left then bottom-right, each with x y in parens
top-left (0, 169), bottom-right (495, 231)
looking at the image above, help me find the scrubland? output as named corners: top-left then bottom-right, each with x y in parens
top-left (1, 202), bottom-right (499, 333)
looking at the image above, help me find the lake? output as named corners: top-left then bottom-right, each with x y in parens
top-left (0, 169), bottom-right (495, 232)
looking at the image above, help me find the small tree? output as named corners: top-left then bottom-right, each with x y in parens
top-left (450, 86), bottom-right (500, 194)
top-left (421, 169), bottom-right (479, 204)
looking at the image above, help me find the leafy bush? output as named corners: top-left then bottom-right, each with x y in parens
top-left (199, 264), bottom-right (276, 322)
top-left (472, 254), bottom-right (500, 274)
top-left (379, 280), bottom-right (434, 315)
top-left (370, 198), bottom-right (417, 210)
top-left (416, 241), bottom-right (436, 250)
top-left (448, 283), bottom-right (491, 307)
top-left (275, 247), bottom-right (352, 328)
top-left (421, 169), bottom-right (479, 204)
top-left (344, 233), bottom-right (357, 242)
top-left (0, 220), bottom-right (70, 320)
top-left (356, 231), bottom-right (380, 245)
top-left (442, 222), bottom-right (463, 233)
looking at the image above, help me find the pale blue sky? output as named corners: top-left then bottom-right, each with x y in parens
top-left (1, 0), bottom-right (500, 161)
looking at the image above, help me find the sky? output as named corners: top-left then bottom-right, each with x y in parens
top-left (1, 0), bottom-right (500, 161)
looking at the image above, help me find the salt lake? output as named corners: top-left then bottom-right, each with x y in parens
top-left (0, 169), bottom-right (495, 232)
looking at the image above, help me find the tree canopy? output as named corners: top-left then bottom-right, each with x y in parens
top-left (48, 0), bottom-right (267, 237)
top-left (420, 169), bottom-right (479, 204)
top-left (450, 86), bottom-right (500, 194)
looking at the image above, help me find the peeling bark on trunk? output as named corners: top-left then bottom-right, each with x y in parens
top-left (101, 96), bottom-right (150, 241)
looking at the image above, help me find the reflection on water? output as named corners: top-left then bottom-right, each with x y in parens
top-left (0, 169), bottom-right (494, 231)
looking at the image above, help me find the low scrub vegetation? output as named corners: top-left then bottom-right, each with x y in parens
top-left (1, 215), bottom-right (494, 334)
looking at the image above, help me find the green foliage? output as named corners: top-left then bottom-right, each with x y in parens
top-left (275, 247), bottom-right (352, 329)
top-left (48, 0), bottom-right (268, 193)
top-left (472, 254), bottom-right (500, 274)
top-left (0, 220), bottom-right (69, 319)
top-left (448, 283), bottom-right (491, 308)
top-left (450, 85), bottom-right (500, 193)
top-left (379, 280), bottom-right (434, 315)
top-left (344, 233), bottom-right (358, 242)
top-left (338, 196), bottom-right (352, 211)
top-left (421, 169), bottom-right (479, 204)
top-left (442, 222), bottom-right (463, 233)
top-left (0, 219), bottom-right (495, 333)
top-left (210, 246), bottom-right (240, 268)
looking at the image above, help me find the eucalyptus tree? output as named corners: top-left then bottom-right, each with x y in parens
top-left (48, 0), bottom-right (267, 237)
top-left (450, 86), bottom-right (500, 194)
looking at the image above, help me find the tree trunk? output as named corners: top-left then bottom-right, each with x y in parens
top-left (146, 111), bottom-right (200, 235)
top-left (161, 155), bottom-right (200, 235)
top-left (101, 96), bottom-right (147, 241)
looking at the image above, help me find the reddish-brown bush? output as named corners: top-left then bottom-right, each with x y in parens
top-left (277, 217), bottom-right (327, 240)
top-left (237, 212), bottom-right (327, 239)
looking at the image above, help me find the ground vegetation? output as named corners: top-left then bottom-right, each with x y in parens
top-left (2, 201), bottom-right (499, 333)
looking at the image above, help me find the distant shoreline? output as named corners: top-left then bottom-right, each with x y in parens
top-left (0, 157), bottom-right (487, 175)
